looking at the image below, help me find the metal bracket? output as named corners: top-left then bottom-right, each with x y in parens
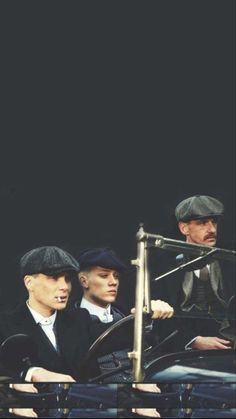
top-left (128, 351), bottom-right (138, 360)
top-left (131, 258), bottom-right (140, 267)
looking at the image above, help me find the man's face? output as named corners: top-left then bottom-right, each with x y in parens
top-left (24, 273), bottom-right (72, 316)
top-left (80, 266), bottom-right (120, 308)
top-left (178, 217), bottom-right (218, 246)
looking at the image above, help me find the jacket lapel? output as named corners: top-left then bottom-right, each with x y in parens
top-left (210, 261), bottom-right (227, 306)
top-left (181, 271), bottom-right (194, 307)
top-left (9, 305), bottom-right (64, 370)
top-left (54, 310), bottom-right (81, 372)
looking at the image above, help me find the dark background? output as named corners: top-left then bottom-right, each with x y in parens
top-left (0, 0), bottom-right (235, 311)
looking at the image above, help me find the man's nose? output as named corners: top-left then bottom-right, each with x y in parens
top-left (207, 221), bottom-right (217, 232)
top-left (58, 276), bottom-right (70, 289)
top-left (108, 275), bottom-right (118, 285)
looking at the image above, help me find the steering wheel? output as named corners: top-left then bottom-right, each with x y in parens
top-left (80, 315), bottom-right (136, 381)
top-left (80, 313), bottom-right (175, 382)
top-left (0, 334), bottom-right (38, 380)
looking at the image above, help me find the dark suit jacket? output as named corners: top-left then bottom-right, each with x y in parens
top-left (153, 258), bottom-right (235, 350)
top-left (0, 304), bottom-right (100, 381)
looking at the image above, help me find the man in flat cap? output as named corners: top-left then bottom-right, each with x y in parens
top-left (156, 195), bottom-right (235, 351)
top-left (0, 246), bottom-right (173, 383)
top-left (0, 246), bottom-right (101, 382)
top-left (76, 247), bottom-right (174, 382)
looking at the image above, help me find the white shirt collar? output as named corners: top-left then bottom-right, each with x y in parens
top-left (194, 264), bottom-right (210, 278)
top-left (26, 301), bottom-right (57, 326)
top-left (80, 297), bottom-right (113, 323)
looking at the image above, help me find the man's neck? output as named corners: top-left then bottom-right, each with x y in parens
top-left (83, 295), bottom-right (110, 309)
top-left (27, 298), bottom-right (55, 318)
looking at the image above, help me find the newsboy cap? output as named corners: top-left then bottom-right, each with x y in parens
top-left (175, 195), bottom-right (224, 222)
top-left (20, 246), bottom-right (80, 278)
top-left (78, 248), bottom-right (127, 272)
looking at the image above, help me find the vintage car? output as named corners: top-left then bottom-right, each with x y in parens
top-left (0, 228), bottom-right (235, 417)
top-left (0, 319), bottom-right (235, 418)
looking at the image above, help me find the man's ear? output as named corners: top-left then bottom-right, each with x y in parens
top-left (24, 275), bottom-right (34, 292)
top-left (79, 273), bottom-right (89, 289)
top-left (178, 221), bottom-right (189, 237)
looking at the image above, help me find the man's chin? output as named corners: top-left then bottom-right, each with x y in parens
top-left (54, 302), bottom-right (67, 310)
top-left (104, 295), bottom-right (117, 303)
top-left (204, 239), bottom-right (216, 246)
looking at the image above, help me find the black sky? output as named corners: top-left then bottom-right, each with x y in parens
top-left (0, 0), bottom-right (235, 309)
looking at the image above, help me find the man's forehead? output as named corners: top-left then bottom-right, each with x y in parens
top-left (31, 272), bottom-right (71, 279)
top-left (189, 217), bottom-right (218, 224)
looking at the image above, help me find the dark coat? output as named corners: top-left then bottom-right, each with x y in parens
top-left (153, 258), bottom-right (235, 351)
top-left (0, 304), bottom-right (101, 381)
top-left (74, 300), bottom-right (136, 382)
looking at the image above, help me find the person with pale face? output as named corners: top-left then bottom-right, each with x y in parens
top-left (178, 217), bottom-right (217, 247)
top-left (24, 272), bottom-right (72, 317)
top-left (79, 248), bottom-right (173, 317)
top-left (79, 267), bottom-right (120, 309)
top-left (0, 246), bottom-right (96, 382)
top-left (77, 248), bottom-right (174, 384)
top-left (174, 195), bottom-right (233, 350)
top-left (78, 248), bottom-right (174, 323)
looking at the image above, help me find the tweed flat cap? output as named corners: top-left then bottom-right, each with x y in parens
top-left (78, 248), bottom-right (127, 272)
top-left (20, 246), bottom-right (80, 278)
top-left (175, 195), bottom-right (224, 222)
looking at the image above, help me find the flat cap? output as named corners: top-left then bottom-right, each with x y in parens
top-left (20, 246), bottom-right (80, 278)
top-left (175, 195), bottom-right (224, 222)
top-left (78, 247), bottom-right (127, 272)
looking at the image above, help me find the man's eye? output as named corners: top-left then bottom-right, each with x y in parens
top-left (197, 220), bottom-right (206, 226)
top-left (99, 274), bottom-right (108, 278)
top-left (48, 276), bottom-right (57, 280)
